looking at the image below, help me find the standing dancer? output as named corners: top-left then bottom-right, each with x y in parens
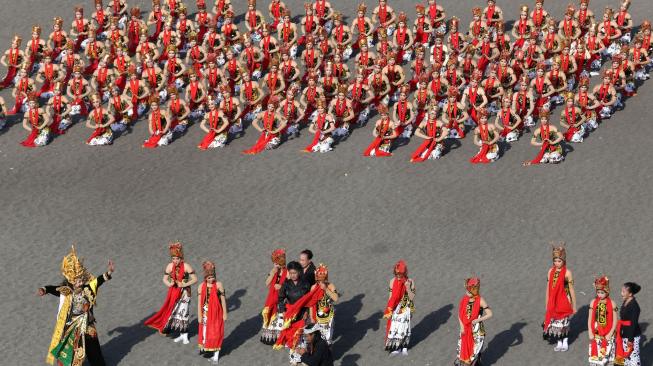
top-left (198, 261), bottom-right (227, 364)
top-left (588, 276), bottom-right (618, 366)
top-left (615, 282), bottom-right (642, 366)
top-left (455, 277), bottom-right (493, 366)
top-left (312, 264), bottom-right (338, 345)
top-left (145, 242), bottom-right (197, 345)
top-left (261, 249), bottom-right (288, 345)
top-left (384, 260), bottom-right (415, 356)
top-left (38, 246), bottom-right (114, 366)
top-left (543, 243), bottom-right (577, 352)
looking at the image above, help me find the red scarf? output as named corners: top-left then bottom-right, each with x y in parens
top-left (198, 282), bottom-right (225, 350)
top-left (590, 297), bottom-right (614, 358)
top-left (458, 295), bottom-right (481, 363)
top-left (544, 266), bottom-right (573, 331)
top-left (262, 268), bottom-right (287, 327)
top-left (151, 109), bottom-right (162, 131)
top-left (384, 278), bottom-right (406, 318)
top-left (144, 262), bottom-right (186, 332)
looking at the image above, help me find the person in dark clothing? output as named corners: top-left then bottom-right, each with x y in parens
top-left (616, 282), bottom-right (642, 366)
top-left (298, 323), bottom-right (335, 366)
top-left (299, 249), bottom-right (316, 286)
top-left (275, 261), bottom-right (311, 363)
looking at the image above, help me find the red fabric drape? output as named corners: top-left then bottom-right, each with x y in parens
top-left (543, 266), bottom-right (573, 331)
top-left (590, 298), bottom-right (614, 358)
top-left (274, 285), bottom-right (324, 349)
top-left (198, 281), bottom-right (224, 351)
top-left (384, 278), bottom-right (407, 339)
top-left (145, 262), bottom-right (185, 332)
top-left (458, 295), bottom-right (481, 363)
top-left (261, 268), bottom-right (287, 328)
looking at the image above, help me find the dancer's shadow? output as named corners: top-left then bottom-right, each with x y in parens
top-left (227, 288), bottom-right (247, 312)
top-left (410, 304), bottom-right (453, 347)
top-left (221, 315), bottom-right (261, 357)
top-left (561, 141), bottom-right (575, 159)
top-left (482, 321), bottom-right (527, 365)
top-left (331, 294), bottom-right (381, 360)
top-left (639, 322), bottom-right (652, 361)
top-left (447, 138), bottom-right (463, 151)
top-left (103, 315), bottom-right (156, 365)
top-left (567, 304), bottom-right (589, 346)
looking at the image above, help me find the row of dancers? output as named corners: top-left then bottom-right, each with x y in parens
top-left (39, 243), bottom-right (643, 366)
top-left (0, 0), bottom-right (650, 165)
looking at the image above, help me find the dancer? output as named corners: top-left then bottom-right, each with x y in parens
top-left (197, 261), bottom-right (227, 364)
top-left (384, 260), bottom-right (415, 356)
top-left (495, 92), bottom-right (522, 143)
top-left (261, 249), bottom-right (288, 345)
top-left (363, 105), bottom-right (398, 157)
top-left (524, 109), bottom-right (565, 165)
top-left (197, 96), bottom-right (230, 150)
top-left (242, 96), bottom-right (285, 154)
top-left (85, 94), bottom-right (115, 146)
top-left (411, 103), bottom-right (448, 162)
top-left (560, 92), bottom-right (587, 143)
top-left (303, 99), bottom-right (335, 153)
top-left (142, 95), bottom-right (172, 148)
top-left (470, 108), bottom-right (500, 164)
top-left (455, 277), bottom-right (493, 366)
top-left (144, 242), bottom-right (197, 344)
top-left (615, 282), bottom-right (642, 366)
top-left (20, 93), bottom-right (51, 147)
top-left (588, 276), bottom-right (618, 366)
top-left (38, 246), bottom-right (114, 366)
top-left (542, 243), bottom-right (577, 352)
top-left (311, 264), bottom-right (338, 345)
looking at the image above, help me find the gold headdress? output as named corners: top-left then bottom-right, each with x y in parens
top-left (61, 246), bottom-right (90, 283)
top-left (169, 241), bottom-right (183, 258)
top-left (202, 260), bottom-right (216, 279)
top-left (594, 276), bottom-right (610, 294)
top-left (551, 242), bottom-right (566, 261)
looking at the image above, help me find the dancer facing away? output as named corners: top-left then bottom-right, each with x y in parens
top-left (261, 248), bottom-right (288, 345)
top-left (38, 246), bottom-right (114, 366)
top-left (588, 276), bottom-right (618, 366)
top-left (384, 260), bottom-right (415, 356)
top-left (198, 260), bottom-right (227, 365)
top-left (145, 242), bottom-right (197, 345)
top-left (543, 243), bottom-right (577, 352)
top-left (615, 282), bottom-right (642, 366)
top-left (455, 277), bottom-right (493, 366)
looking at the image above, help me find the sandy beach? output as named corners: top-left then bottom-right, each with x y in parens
top-left (0, 0), bottom-right (652, 365)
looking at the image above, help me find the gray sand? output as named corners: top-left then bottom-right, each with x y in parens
top-left (0, 1), bottom-right (651, 365)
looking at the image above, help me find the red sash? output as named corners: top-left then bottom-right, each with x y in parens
top-left (144, 262), bottom-right (186, 332)
top-left (458, 295), bottom-right (481, 363)
top-left (543, 266), bottom-right (573, 331)
top-left (590, 298), bottom-right (614, 358)
top-left (198, 282), bottom-right (224, 350)
top-left (261, 268), bottom-right (287, 327)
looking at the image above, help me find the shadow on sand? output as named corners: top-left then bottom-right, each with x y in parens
top-left (482, 321), bottom-right (527, 365)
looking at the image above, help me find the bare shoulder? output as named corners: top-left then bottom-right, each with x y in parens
top-left (184, 263), bottom-right (195, 273)
top-left (165, 262), bottom-right (173, 272)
